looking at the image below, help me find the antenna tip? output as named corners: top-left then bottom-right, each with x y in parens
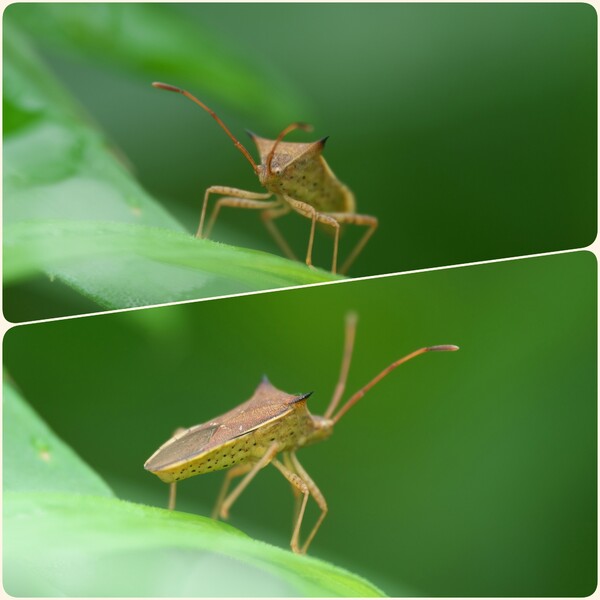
top-left (298, 122), bottom-right (314, 132)
top-left (152, 82), bottom-right (182, 93)
top-left (427, 345), bottom-right (460, 352)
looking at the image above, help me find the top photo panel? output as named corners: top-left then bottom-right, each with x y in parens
top-left (4, 3), bottom-right (596, 322)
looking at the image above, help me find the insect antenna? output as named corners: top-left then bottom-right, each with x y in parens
top-left (331, 344), bottom-right (459, 425)
top-left (152, 82), bottom-right (259, 174)
top-left (266, 122), bottom-right (314, 176)
top-left (325, 312), bottom-right (358, 419)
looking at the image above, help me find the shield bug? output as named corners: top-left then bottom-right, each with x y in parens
top-left (152, 82), bottom-right (378, 274)
top-left (144, 314), bottom-right (458, 554)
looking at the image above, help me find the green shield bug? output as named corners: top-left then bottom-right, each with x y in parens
top-left (152, 82), bottom-right (378, 274)
top-left (145, 314), bottom-right (458, 554)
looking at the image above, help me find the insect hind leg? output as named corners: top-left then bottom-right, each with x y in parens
top-left (261, 204), bottom-right (298, 261)
top-left (219, 443), bottom-right (279, 520)
top-left (212, 462), bottom-right (253, 519)
top-left (327, 212), bottom-right (378, 274)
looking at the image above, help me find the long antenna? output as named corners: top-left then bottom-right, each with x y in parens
top-left (332, 344), bottom-right (459, 424)
top-left (152, 82), bottom-right (259, 174)
top-left (325, 312), bottom-right (358, 419)
top-left (266, 122), bottom-right (313, 176)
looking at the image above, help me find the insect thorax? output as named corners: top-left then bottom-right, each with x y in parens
top-left (258, 157), bottom-right (355, 214)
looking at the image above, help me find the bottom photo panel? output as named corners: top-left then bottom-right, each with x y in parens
top-left (3, 251), bottom-right (596, 597)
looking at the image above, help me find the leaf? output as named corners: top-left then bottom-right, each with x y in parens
top-left (3, 383), bottom-right (385, 597)
top-left (3, 26), bottom-right (338, 315)
top-left (4, 492), bottom-right (385, 597)
top-left (4, 3), bottom-right (309, 124)
top-left (4, 221), bottom-right (339, 309)
top-left (3, 380), bottom-right (113, 497)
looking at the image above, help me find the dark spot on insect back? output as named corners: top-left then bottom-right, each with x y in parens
top-left (223, 464), bottom-right (229, 468)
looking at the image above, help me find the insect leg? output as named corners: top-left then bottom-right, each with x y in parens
top-left (167, 427), bottom-right (187, 510)
top-left (283, 195), bottom-right (341, 273)
top-left (290, 453), bottom-right (328, 554)
top-left (211, 462), bottom-right (253, 519)
top-left (260, 204), bottom-right (298, 261)
top-left (282, 452), bottom-right (303, 526)
top-left (271, 457), bottom-right (310, 554)
top-left (197, 186), bottom-right (274, 238)
top-left (205, 196), bottom-right (281, 240)
top-left (326, 212), bottom-right (379, 274)
top-left (219, 442), bottom-right (279, 520)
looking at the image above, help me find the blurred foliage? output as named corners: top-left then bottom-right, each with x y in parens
top-left (3, 17), bottom-right (333, 321)
top-left (3, 380), bottom-right (113, 496)
top-left (5, 221), bottom-right (338, 309)
top-left (4, 3), bottom-right (308, 123)
top-left (3, 3), bottom-right (597, 321)
top-left (4, 251), bottom-right (596, 596)
top-left (3, 381), bottom-right (385, 597)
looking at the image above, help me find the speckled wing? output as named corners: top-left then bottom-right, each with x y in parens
top-left (144, 377), bottom-right (309, 472)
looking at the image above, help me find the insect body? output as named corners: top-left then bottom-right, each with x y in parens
top-left (145, 314), bottom-right (458, 554)
top-left (152, 82), bottom-right (378, 274)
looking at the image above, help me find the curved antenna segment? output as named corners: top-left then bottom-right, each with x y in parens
top-left (152, 82), bottom-right (258, 173)
top-left (266, 122), bottom-right (313, 176)
top-left (325, 312), bottom-right (358, 419)
top-left (332, 344), bottom-right (459, 424)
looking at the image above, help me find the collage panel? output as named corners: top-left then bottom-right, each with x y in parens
top-left (4, 251), bottom-right (596, 597)
top-left (3, 3), bottom-right (597, 322)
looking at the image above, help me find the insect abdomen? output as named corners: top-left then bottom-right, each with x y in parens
top-left (153, 432), bottom-right (257, 483)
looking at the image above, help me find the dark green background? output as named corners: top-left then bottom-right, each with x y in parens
top-left (4, 3), bottom-right (597, 320)
top-left (4, 251), bottom-right (596, 596)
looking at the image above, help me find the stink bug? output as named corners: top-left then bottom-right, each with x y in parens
top-left (144, 314), bottom-right (458, 554)
top-left (152, 82), bottom-right (378, 274)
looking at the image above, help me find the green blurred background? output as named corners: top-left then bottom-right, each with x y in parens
top-left (4, 251), bottom-right (596, 596)
top-left (3, 3), bottom-right (597, 320)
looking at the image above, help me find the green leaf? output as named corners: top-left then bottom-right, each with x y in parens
top-left (4, 492), bottom-right (385, 597)
top-left (4, 3), bottom-right (309, 124)
top-left (3, 380), bottom-right (113, 497)
top-left (3, 26), bottom-right (338, 315)
top-left (4, 221), bottom-right (339, 308)
top-left (3, 384), bottom-right (384, 597)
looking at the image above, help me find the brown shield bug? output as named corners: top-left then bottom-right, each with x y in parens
top-left (153, 82), bottom-right (378, 274)
top-left (144, 314), bottom-right (458, 553)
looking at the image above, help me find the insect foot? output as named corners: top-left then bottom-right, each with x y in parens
top-left (153, 82), bottom-right (378, 274)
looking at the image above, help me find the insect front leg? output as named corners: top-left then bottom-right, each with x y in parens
top-left (271, 457), bottom-right (310, 554)
top-left (283, 195), bottom-right (341, 273)
top-left (196, 186), bottom-right (275, 239)
top-left (211, 463), bottom-right (253, 519)
top-left (282, 452), bottom-right (303, 526)
top-left (326, 212), bottom-right (379, 274)
top-left (219, 442), bottom-right (280, 520)
top-left (290, 453), bottom-right (328, 554)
